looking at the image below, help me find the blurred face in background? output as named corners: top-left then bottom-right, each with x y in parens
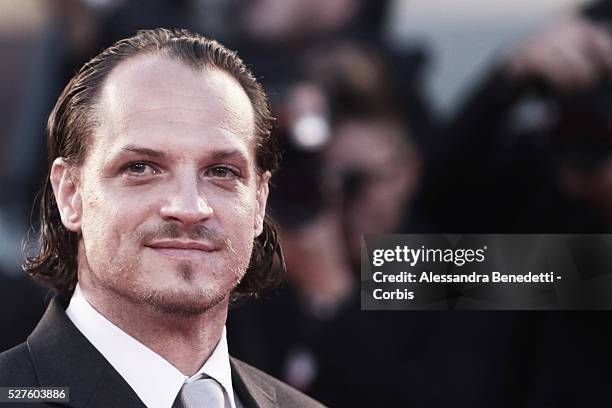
top-left (325, 118), bottom-right (421, 265)
top-left (554, 105), bottom-right (612, 221)
top-left (560, 157), bottom-right (612, 220)
top-left (241, 0), bottom-right (360, 43)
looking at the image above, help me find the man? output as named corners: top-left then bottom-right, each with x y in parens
top-left (0, 28), bottom-right (322, 408)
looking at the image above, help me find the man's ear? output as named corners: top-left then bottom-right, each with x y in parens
top-left (254, 171), bottom-right (271, 237)
top-left (50, 158), bottom-right (83, 232)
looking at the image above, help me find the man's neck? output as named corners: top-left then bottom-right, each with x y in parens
top-left (78, 282), bottom-right (228, 376)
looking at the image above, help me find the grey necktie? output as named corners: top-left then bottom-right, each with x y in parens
top-left (174, 374), bottom-right (226, 408)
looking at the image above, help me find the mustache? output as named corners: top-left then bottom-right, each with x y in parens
top-left (139, 223), bottom-right (231, 250)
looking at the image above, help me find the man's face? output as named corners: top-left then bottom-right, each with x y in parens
top-left (325, 120), bottom-right (420, 263)
top-left (53, 55), bottom-right (269, 315)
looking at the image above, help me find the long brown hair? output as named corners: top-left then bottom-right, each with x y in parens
top-left (23, 28), bottom-right (284, 302)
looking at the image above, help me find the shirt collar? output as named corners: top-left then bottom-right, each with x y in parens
top-left (66, 284), bottom-right (236, 408)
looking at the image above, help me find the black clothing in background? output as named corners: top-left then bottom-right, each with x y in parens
top-left (0, 273), bottom-right (47, 352)
top-left (228, 287), bottom-right (544, 408)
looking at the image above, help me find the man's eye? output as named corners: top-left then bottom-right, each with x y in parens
top-left (206, 166), bottom-right (238, 178)
top-left (125, 162), bottom-right (158, 176)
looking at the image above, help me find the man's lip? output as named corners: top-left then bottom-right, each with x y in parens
top-left (145, 241), bottom-right (218, 252)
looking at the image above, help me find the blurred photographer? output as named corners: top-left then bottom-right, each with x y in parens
top-left (421, 0), bottom-right (612, 233)
top-left (416, 2), bottom-right (612, 406)
top-left (228, 42), bottom-right (436, 407)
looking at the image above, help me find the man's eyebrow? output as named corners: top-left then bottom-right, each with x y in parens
top-left (120, 145), bottom-right (167, 158)
top-left (118, 145), bottom-right (250, 163)
top-left (209, 148), bottom-right (249, 163)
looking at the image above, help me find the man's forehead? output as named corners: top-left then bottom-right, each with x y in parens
top-left (96, 54), bottom-right (255, 142)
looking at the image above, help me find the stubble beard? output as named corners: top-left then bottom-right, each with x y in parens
top-left (136, 254), bottom-right (249, 317)
top-left (81, 237), bottom-right (252, 318)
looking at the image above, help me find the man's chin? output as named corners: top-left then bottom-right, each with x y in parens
top-left (139, 287), bottom-right (230, 317)
top-left (104, 280), bottom-right (230, 317)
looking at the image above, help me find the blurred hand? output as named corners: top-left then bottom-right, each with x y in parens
top-left (507, 16), bottom-right (612, 91)
top-left (281, 211), bottom-right (354, 314)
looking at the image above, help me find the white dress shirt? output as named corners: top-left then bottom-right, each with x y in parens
top-left (66, 284), bottom-right (238, 408)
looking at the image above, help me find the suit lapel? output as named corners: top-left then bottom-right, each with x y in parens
top-left (84, 365), bottom-right (147, 408)
top-left (26, 296), bottom-right (146, 408)
top-left (230, 358), bottom-right (277, 408)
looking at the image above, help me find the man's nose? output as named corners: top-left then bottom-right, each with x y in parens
top-left (159, 175), bottom-right (213, 227)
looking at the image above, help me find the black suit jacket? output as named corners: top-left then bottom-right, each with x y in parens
top-left (0, 296), bottom-right (323, 408)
